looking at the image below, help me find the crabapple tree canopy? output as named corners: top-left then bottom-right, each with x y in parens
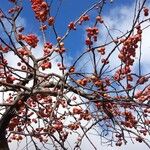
top-left (0, 0), bottom-right (150, 149)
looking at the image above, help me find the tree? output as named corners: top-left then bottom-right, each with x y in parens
top-left (0, 0), bottom-right (150, 149)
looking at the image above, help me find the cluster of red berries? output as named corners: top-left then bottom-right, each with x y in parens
top-left (96, 16), bottom-right (104, 23)
top-left (79, 110), bottom-right (92, 120)
top-left (8, 6), bottom-right (20, 14)
top-left (0, 44), bottom-right (9, 53)
top-left (135, 136), bottom-right (143, 143)
top-left (137, 76), bottom-right (148, 85)
top-left (97, 47), bottom-right (105, 55)
top-left (43, 42), bottom-right (53, 55)
top-left (135, 85), bottom-right (150, 102)
top-left (40, 59), bottom-right (51, 70)
top-left (6, 74), bottom-right (16, 84)
top-left (114, 30), bottom-right (142, 82)
top-left (68, 123), bottom-right (80, 130)
top-left (18, 34), bottom-right (39, 48)
top-left (78, 14), bottom-right (90, 25)
top-left (30, 0), bottom-right (49, 22)
top-left (118, 34), bottom-right (141, 66)
top-left (143, 7), bottom-right (149, 16)
top-left (68, 14), bottom-right (90, 30)
top-left (54, 41), bottom-right (66, 54)
top-left (72, 107), bottom-right (91, 121)
top-left (121, 111), bottom-right (137, 128)
top-left (17, 48), bottom-right (30, 56)
top-left (68, 22), bottom-right (76, 30)
top-left (85, 27), bottom-right (99, 46)
top-left (48, 16), bottom-right (55, 26)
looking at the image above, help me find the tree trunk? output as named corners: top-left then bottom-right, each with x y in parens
top-left (0, 94), bottom-right (29, 150)
top-left (0, 108), bottom-right (14, 150)
top-left (0, 134), bottom-right (9, 150)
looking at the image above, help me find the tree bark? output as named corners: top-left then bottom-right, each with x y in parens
top-left (0, 108), bottom-right (14, 150)
top-left (0, 133), bottom-right (9, 150)
top-left (0, 94), bottom-right (30, 150)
